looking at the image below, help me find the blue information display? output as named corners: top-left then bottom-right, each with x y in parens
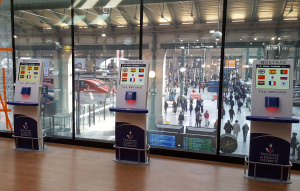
top-left (148, 133), bottom-right (176, 148)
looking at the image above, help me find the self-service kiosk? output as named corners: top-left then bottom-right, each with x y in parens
top-left (245, 60), bottom-right (299, 183)
top-left (7, 59), bottom-right (45, 151)
top-left (110, 60), bottom-right (150, 164)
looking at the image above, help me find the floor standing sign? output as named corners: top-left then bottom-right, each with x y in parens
top-left (246, 60), bottom-right (299, 183)
top-left (110, 60), bottom-right (150, 164)
top-left (7, 59), bottom-right (45, 151)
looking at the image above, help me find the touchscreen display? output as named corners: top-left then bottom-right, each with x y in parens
top-left (120, 64), bottom-right (146, 86)
top-left (18, 63), bottom-right (40, 82)
top-left (255, 65), bottom-right (290, 90)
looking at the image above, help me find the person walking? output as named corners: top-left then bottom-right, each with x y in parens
top-left (195, 104), bottom-right (200, 114)
top-left (204, 110), bottom-right (209, 127)
top-left (189, 102), bottom-right (193, 115)
top-left (233, 120), bottom-right (240, 139)
top-left (230, 99), bottom-right (234, 110)
top-left (172, 100), bottom-right (177, 114)
top-left (237, 100), bottom-right (243, 114)
top-left (195, 112), bottom-right (202, 127)
top-left (164, 101), bottom-right (168, 114)
top-left (242, 123), bottom-right (250, 142)
top-left (224, 120), bottom-right (233, 134)
top-left (200, 100), bottom-right (204, 113)
top-left (184, 98), bottom-right (188, 112)
top-left (291, 132), bottom-right (299, 156)
top-left (180, 99), bottom-right (185, 113)
top-left (229, 108), bottom-right (235, 122)
top-left (178, 112), bottom-right (184, 125)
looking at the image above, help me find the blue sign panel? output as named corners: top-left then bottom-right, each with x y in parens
top-left (115, 122), bottom-right (145, 162)
top-left (14, 114), bottom-right (39, 150)
top-left (248, 133), bottom-right (290, 180)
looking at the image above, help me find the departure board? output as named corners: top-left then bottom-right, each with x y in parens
top-left (183, 136), bottom-right (212, 151)
top-left (148, 133), bottom-right (176, 148)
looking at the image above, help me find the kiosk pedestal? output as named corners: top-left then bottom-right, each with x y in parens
top-left (110, 60), bottom-right (150, 164)
top-left (245, 60), bottom-right (299, 183)
top-left (7, 59), bottom-right (46, 151)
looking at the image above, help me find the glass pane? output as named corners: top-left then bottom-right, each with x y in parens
top-left (221, 0), bottom-right (300, 163)
top-left (74, 1), bottom-right (140, 141)
top-left (0, 0), bottom-right (14, 132)
top-left (144, 1), bottom-right (222, 154)
top-left (14, 1), bottom-right (73, 137)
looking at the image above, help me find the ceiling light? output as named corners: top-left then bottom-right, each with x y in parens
top-left (283, 18), bottom-right (297, 21)
top-left (206, 21), bottom-right (218, 23)
top-left (138, 24), bottom-right (148, 26)
top-left (210, 30), bottom-right (215, 33)
top-left (117, 25), bottom-right (127, 28)
top-left (240, 39), bottom-right (242, 41)
top-left (180, 40), bottom-right (183, 42)
top-left (259, 19), bottom-right (272, 22)
top-left (278, 37), bottom-right (281, 40)
top-left (271, 37), bottom-right (275, 40)
top-left (182, 22), bottom-right (193, 25)
top-left (102, 33), bottom-right (106, 37)
top-left (232, 20), bottom-right (244, 22)
top-left (254, 38), bottom-right (257, 40)
top-left (14, 35), bottom-right (17, 38)
top-left (44, 27), bottom-right (52, 30)
top-left (196, 39), bottom-right (199, 42)
top-left (159, 23), bottom-right (170, 25)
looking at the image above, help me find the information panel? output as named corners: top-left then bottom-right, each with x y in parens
top-left (119, 64), bottom-right (146, 86)
top-left (255, 65), bottom-right (290, 90)
top-left (18, 62), bottom-right (41, 82)
top-left (148, 133), bottom-right (176, 148)
top-left (183, 136), bottom-right (212, 151)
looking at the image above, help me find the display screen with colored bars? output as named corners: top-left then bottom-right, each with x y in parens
top-left (18, 63), bottom-right (40, 82)
top-left (119, 64), bottom-right (146, 86)
top-left (255, 65), bottom-right (290, 90)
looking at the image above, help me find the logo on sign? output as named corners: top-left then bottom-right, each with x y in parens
top-left (23, 122), bottom-right (28, 129)
top-left (127, 131), bottom-right (133, 139)
top-left (266, 143), bottom-right (274, 153)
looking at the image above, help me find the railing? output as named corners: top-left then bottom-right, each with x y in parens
top-left (12, 133), bottom-right (46, 151)
top-left (113, 144), bottom-right (150, 164)
top-left (244, 156), bottom-right (292, 182)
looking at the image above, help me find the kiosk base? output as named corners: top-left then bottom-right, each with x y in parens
top-left (244, 156), bottom-right (292, 184)
top-left (13, 145), bottom-right (47, 152)
top-left (113, 158), bottom-right (150, 165)
top-left (244, 173), bottom-right (292, 184)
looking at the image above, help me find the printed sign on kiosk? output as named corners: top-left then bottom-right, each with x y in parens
top-left (110, 60), bottom-right (150, 164)
top-left (7, 59), bottom-right (45, 151)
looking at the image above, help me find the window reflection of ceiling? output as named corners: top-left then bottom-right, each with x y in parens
top-left (13, 0), bottom-right (300, 43)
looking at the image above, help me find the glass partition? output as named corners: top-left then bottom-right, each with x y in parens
top-left (221, 0), bottom-right (300, 162)
top-left (0, 0), bottom-right (14, 132)
top-left (14, 1), bottom-right (73, 137)
top-left (73, 2), bottom-right (140, 141)
top-left (144, 0), bottom-right (223, 154)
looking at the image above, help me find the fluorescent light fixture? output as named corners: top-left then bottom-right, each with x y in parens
top-left (138, 24), bottom-right (148, 26)
top-left (210, 30), bottom-right (215, 33)
top-left (102, 33), bottom-right (106, 37)
top-left (259, 19), bottom-right (272, 21)
top-left (182, 22), bottom-right (193, 25)
top-left (284, 18), bottom-right (297, 21)
top-left (232, 20), bottom-right (244, 22)
top-left (97, 26), bottom-right (104, 28)
top-left (206, 21), bottom-right (218, 23)
top-left (44, 27), bottom-right (52, 30)
top-left (271, 37), bottom-right (275, 40)
top-left (117, 25), bottom-right (127, 27)
top-left (79, 26), bottom-right (88, 29)
top-left (159, 23), bottom-right (170, 25)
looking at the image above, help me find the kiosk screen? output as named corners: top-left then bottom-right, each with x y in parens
top-left (255, 65), bottom-right (290, 90)
top-left (120, 64), bottom-right (146, 86)
top-left (18, 63), bottom-right (40, 82)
